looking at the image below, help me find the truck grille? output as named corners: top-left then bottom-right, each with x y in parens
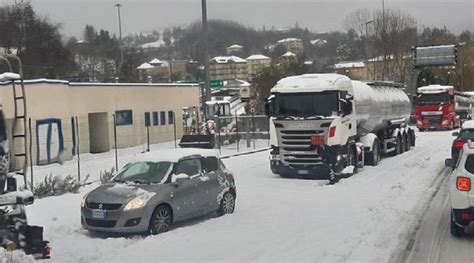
top-left (424, 115), bottom-right (442, 125)
top-left (279, 129), bottom-right (324, 166)
top-left (86, 202), bottom-right (122, 211)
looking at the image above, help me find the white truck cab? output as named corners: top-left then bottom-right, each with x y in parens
top-left (446, 141), bottom-right (474, 236)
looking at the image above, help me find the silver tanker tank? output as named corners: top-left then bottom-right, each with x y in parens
top-left (351, 81), bottom-right (411, 134)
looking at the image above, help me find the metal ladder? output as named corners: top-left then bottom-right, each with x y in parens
top-left (0, 55), bottom-right (29, 189)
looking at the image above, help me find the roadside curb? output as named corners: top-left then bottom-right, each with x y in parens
top-left (221, 148), bottom-right (270, 159)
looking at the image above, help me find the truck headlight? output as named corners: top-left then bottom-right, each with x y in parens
top-left (124, 194), bottom-right (154, 211)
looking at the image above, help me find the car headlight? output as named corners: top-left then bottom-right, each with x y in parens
top-left (81, 193), bottom-right (88, 208)
top-left (123, 194), bottom-right (154, 211)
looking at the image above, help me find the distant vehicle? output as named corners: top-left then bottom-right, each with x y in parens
top-left (240, 85), bottom-right (252, 102)
top-left (415, 85), bottom-right (474, 131)
top-left (451, 120), bottom-right (474, 161)
top-left (81, 149), bottom-right (236, 234)
top-left (445, 142), bottom-right (474, 237)
top-left (265, 74), bottom-right (415, 180)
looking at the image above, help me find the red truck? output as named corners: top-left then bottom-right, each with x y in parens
top-left (415, 85), bottom-right (460, 131)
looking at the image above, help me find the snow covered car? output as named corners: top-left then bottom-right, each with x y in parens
top-left (446, 141), bottom-right (474, 236)
top-left (81, 149), bottom-right (236, 234)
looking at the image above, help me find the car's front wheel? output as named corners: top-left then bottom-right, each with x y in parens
top-left (149, 205), bottom-right (173, 235)
top-left (217, 192), bottom-right (235, 216)
top-left (451, 212), bottom-right (464, 237)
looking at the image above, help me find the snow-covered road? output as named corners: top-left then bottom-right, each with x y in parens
top-left (26, 130), bottom-right (453, 262)
top-left (406, 170), bottom-right (474, 263)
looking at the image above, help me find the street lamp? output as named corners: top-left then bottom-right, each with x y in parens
top-left (115, 3), bottom-right (124, 74)
top-left (365, 19), bottom-right (374, 80)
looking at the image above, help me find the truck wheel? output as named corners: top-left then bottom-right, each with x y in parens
top-left (410, 130), bottom-right (416, 147)
top-left (391, 136), bottom-right (402, 156)
top-left (405, 132), bottom-right (411, 151)
top-left (366, 139), bottom-right (380, 166)
top-left (349, 146), bottom-right (359, 174)
top-left (451, 213), bottom-right (464, 237)
top-left (401, 134), bottom-right (408, 153)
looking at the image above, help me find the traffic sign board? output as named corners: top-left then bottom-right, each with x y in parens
top-left (210, 79), bottom-right (224, 88)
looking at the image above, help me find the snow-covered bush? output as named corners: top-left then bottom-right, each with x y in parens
top-left (33, 174), bottom-right (89, 198)
top-left (100, 168), bottom-right (115, 184)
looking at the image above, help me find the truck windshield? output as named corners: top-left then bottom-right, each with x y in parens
top-left (416, 92), bottom-right (450, 105)
top-left (273, 92), bottom-right (339, 118)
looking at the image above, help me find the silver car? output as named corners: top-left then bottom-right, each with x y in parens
top-left (80, 149), bottom-right (236, 234)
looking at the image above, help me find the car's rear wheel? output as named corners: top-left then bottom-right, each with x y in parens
top-left (149, 205), bottom-right (173, 235)
top-left (451, 212), bottom-right (464, 237)
top-left (217, 192), bottom-right (235, 216)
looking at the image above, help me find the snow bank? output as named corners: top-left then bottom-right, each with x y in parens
top-left (0, 248), bottom-right (35, 263)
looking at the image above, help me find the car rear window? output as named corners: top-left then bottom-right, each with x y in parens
top-left (465, 155), bottom-right (474, 173)
top-left (461, 129), bottom-right (474, 140)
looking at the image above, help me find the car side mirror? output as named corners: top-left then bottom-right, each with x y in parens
top-left (452, 132), bottom-right (459, 137)
top-left (171, 174), bottom-right (190, 184)
top-left (445, 158), bottom-right (455, 168)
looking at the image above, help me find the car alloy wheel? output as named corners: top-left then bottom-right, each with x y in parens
top-left (218, 192), bottom-right (235, 215)
top-left (151, 206), bottom-right (172, 234)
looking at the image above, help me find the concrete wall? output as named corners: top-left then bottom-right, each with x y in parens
top-left (0, 80), bottom-right (200, 166)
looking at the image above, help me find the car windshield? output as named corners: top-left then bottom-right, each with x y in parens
top-left (114, 162), bottom-right (172, 184)
top-left (416, 92), bottom-right (450, 105)
top-left (273, 92), bottom-right (339, 118)
top-left (460, 129), bottom-right (474, 141)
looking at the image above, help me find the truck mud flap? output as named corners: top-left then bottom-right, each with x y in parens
top-left (24, 225), bottom-right (50, 259)
top-left (179, 135), bottom-right (215, 149)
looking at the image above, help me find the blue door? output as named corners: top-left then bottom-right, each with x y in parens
top-left (36, 119), bottom-right (64, 165)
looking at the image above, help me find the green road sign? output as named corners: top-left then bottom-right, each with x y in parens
top-left (210, 79), bottom-right (224, 88)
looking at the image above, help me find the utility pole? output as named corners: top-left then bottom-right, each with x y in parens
top-left (115, 3), bottom-right (124, 75)
top-left (365, 19), bottom-right (374, 80)
top-left (201, 0), bottom-right (211, 119)
top-left (381, 0), bottom-right (386, 81)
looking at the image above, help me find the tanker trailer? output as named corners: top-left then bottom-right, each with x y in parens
top-left (265, 73), bottom-right (415, 180)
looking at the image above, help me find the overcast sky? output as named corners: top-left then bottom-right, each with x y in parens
top-left (24, 0), bottom-right (474, 38)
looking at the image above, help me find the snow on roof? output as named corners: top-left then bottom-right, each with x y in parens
top-left (310, 39), bottom-right (327, 45)
top-left (139, 39), bottom-right (165, 49)
top-left (334, 61), bottom-right (365, 69)
top-left (462, 120), bottom-right (474, 129)
top-left (0, 72), bottom-right (20, 81)
top-left (131, 148), bottom-right (219, 163)
top-left (246, 54), bottom-right (270, 60)
top-left (281, 52), bottom-right (296, 57)
top-left (227, 44), bottom-right (243, 49)
top-left (417, 85), bottom-right (453, 93)
top-left (149, 58), bottom-right (162, 64)
top-left (304, 61), bottom-right (314, 65)
top-left (206, 100), bottom-right (230, 105)
top-left (137, 63), bottom-right (154, 70)
top-left (211, 56), bottom-right (247, 64)
top-left (277, 38), bottom-right (302, 43)
top-left (271, 73), bottom-right (352, 93)
top-left (417, 44), bottom-right (455, 50)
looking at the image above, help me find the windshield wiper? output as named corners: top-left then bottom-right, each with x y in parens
top-left (113, 178), bottom-right (125, 183)
top-left (132, 179), bottom-right (150, 184)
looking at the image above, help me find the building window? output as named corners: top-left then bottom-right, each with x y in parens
top-left (115, 110), bottom-right (133, 126)
top-left (160, 111), bottom-right (166, 125)
top-left (144, 112), bottom-right (151, 127)
top-left (152, 111), bottom-right (159, 126)
top-left (168, 111), bottom-right (174, 125)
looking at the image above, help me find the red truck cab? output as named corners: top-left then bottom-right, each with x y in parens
top-left (415, 85), bottom-right (460, 131)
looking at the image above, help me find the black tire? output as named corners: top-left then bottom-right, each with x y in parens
top-left (419, 128), bottom-right (425, 132)
top-left (390, 135), bottom-right (402, 156)
top-left (149, 205), bottom-right (173, 235)
top-left (401, 133), bottom-right (407, 153)
top-left (405, 132), bottom-right (411, 151)
top-left (410, 130), bottom-right (416, 147)
top-left (451, 213), bottom-right (464, 237)
top-left (366, 139), bottom-right (380, 166)
top-left (348, 145), bottom-right (358, 174)
top-left (217, 191), bottom-right (235, 216)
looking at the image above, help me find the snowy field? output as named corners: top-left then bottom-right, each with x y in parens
top-left (25, 130), bottom-right (452, 262)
